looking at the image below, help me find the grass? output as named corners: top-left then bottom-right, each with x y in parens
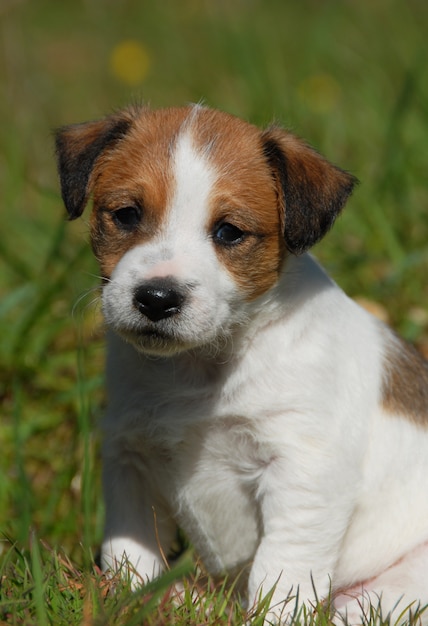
top-left (0, 541), bottom-right (296, 625)
top-left (0, 0), bottom-right (427, 623)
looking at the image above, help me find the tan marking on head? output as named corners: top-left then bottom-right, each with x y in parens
top-left (382, 330), bottom-right (428, 425)
top-left (89, 107), bottom-right (193, 277)
top-left (188, 108), bottom-right (286, 299)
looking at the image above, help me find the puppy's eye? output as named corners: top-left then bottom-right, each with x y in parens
top-left (112, 206), bottom-right (141, 230)
top-left (213, 222), bottom-right (245, 245)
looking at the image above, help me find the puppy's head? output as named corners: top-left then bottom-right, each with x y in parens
top-left (56, 105), bottom-right (356, 355)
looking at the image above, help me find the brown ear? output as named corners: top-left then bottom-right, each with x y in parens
top-left (262, 127), bottom-right (358, 254)
top-left (55, 113), bottom-right (133, 219)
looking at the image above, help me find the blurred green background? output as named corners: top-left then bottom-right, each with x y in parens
top-left (1, 0), bottom-right (427, 563)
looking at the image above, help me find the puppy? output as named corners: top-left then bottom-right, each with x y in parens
top-left (56, 105), bottom-right (428, 624)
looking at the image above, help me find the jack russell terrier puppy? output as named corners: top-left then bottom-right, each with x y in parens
top-left (56, 105), bottom-right (428, 624)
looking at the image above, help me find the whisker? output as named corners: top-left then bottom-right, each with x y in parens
top-left (71, 286), bottom-right (102, 319)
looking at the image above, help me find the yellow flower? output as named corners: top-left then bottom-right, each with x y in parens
top-left (110, 40), bottom-right (150, 86)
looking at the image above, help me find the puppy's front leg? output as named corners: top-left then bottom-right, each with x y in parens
top-left (101, 452), bottom-right (177, 587)
top-left (248, 454), bottom-right (353, 621)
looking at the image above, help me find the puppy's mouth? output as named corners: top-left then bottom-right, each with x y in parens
top-left (116, 324), bottom-right (191, 356)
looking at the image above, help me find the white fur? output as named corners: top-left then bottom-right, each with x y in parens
top-left (99, 129), bottom-right (428, 623)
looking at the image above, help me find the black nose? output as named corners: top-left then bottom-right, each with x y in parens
top-left (133, 279), bottom-right (185, 322)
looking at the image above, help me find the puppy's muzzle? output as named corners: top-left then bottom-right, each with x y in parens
top-left (133, 278), bottom-right (185, 323)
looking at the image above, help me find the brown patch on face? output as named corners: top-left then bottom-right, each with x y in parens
top-left (188, 109), bottom-right (287, 300)
top-left (56, 106), bottom-right (203, 278)
top-left (382, 330), bottom-right (428, 425)
top-left (88, 107), bottom-right (194, 278)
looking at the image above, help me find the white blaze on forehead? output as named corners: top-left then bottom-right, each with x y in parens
top-left (139, 127), bottom-right (219, 280)
top-left (167, 128), bottom-right (217, 236)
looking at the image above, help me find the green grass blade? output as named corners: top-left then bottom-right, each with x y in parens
top-left (30, 534), bottom-right (49, 626)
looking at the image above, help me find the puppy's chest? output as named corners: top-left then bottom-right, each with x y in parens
top-left (109, 354), bottom-right (276, 569)
top-left (135, 394), bottom-right (271, 504)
